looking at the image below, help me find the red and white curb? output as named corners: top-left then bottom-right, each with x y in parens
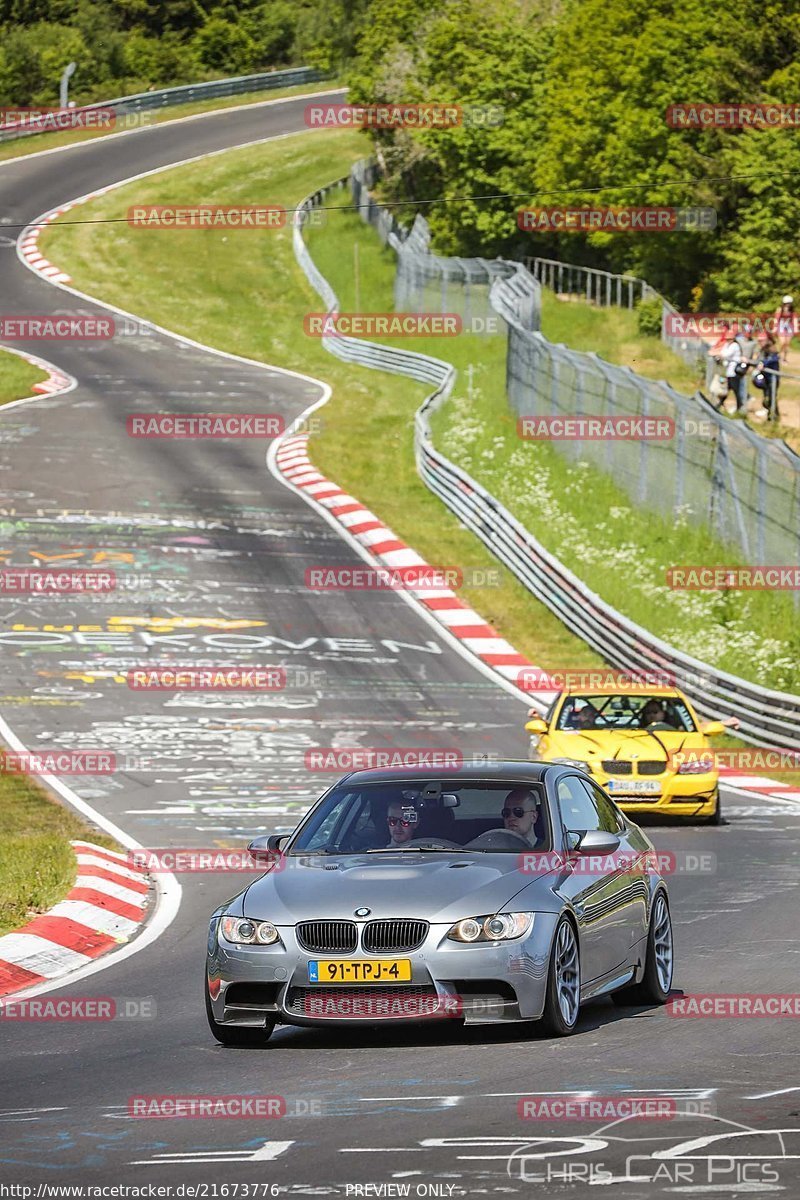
top-left (1, 343), bottom-right (73, 396)
top-left (18, 207), bottom-right (72, 284)
top-left (17, 190), bottom-right (115, 287)
top-left (0, 841), bottom-right (151, 998)
top-left (274, 433), bottom-right (800, 808)
top-left (716, 770), bottom-right (800, 802)
top-left (276, 432), bottom-right (543, 689)
top-left (13, 171), bottom-right (797, 813)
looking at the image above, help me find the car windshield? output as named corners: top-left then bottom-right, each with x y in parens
top-left (287, 780), bottom-right (551, 855)
top-left (556, 694), bottom-right (696, 732)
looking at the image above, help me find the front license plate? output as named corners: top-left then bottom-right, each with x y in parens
top-left (308, 959), bottom-right (412, 984)
top-left (607, 779), bottom-right (661, 796)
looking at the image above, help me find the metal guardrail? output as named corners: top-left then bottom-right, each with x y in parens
top-left (292, 169), bottom-right (800, 749)
top-left (526, 255), bottom-right (707, 370)
top-left (527, 256), bottom-right (657, 309)
top-left (504, 249), bottom-right (800, 568)
top-left (0, 66), bottom-right (329, 144)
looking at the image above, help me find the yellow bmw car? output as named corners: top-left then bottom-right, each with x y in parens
top-left (525, 687), bottom-right (725, 823)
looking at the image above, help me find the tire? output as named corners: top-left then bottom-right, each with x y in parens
top-left (611, 891), bottom-right (673, 1007)
top-left (539, 916), bottom-right (581, 1036)
top-left (704, 790), bottom-right (722, 825)
top-left (205, 981), bottom-right (275, 1047)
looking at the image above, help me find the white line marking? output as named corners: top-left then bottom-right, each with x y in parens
top-left (131, 1141), bottom-right (295, 1165)
top-left (70, 874), bottom-right (148, 907)
top-left (745, 1087), bottom-right (800, 1099)
top-left (0, 933), bottom-right (92, 976)
top-left (0, 87), bottom-right (346, 170)
top-left (46, 899), bottom-right (139, 938)
top-left (0, 713), bottom-right (181, 1000)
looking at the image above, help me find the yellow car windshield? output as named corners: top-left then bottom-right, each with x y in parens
top-left (556, 694), bottom-right (696, 732)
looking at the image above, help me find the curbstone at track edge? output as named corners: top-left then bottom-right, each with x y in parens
top-left (12, 134), bottom-right (796, 811)
top-left (0, 343), bottom-right (75, 399)
top-left (0, 841), bottom-right (151, 998)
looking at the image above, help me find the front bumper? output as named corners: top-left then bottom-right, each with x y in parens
top-left (207, 913), bottom-right (559, 1028)
top-left (531, 752), bottom-right (718, 816)
top-left (612, 780), bottom-right (718, 818)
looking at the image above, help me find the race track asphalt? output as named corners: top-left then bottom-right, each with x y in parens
top-left (1, 93), bottom-right (799, 1196)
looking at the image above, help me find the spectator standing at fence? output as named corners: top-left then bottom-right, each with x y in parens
top-left (736, 320), bottom-right (760, 410)
top-left (718, 334), bottom-right (747, 413)
top-left (755, 338), bottom-right (781, 421)
top-left (774, 295), bottom-right (795, 362)
top-left (706, 320), bottom-right (730, 392)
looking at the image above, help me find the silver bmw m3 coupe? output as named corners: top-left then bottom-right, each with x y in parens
top-left (205, 762), bottom-right (674, 1043)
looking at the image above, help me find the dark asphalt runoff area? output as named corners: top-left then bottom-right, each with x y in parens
top-left (1, 93), bottom-right (799, 1197)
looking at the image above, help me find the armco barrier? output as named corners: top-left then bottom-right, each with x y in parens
top-left (526, 255), bottom-right (706, 370)
top-left (0, 67), bottom-right (328, 144)
top-left (292, 171), bottom-right (800, 750)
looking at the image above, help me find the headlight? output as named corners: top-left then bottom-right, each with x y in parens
top-left (553, 757), bottom-right (592, 773)
top-left (219, 916), bottom-right (280, 945)
top-left (677, 758), bottom-right (714, 775)
top-left (447, 913), bottom-right (533, 943)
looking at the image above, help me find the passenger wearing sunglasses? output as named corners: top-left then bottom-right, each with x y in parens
top-left (385, 801), bottom-right (419, 847)
top-left (500, 788), bottom-right (541, 846)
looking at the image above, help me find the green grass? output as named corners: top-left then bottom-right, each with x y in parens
top-left (0, 347), bottom-right (48, 405)
top-left (0, 772), bottom-right (118, 936)
top-left (539, 291), bottom-right (800, 454)
top-left (39, 129), bottom-right (602, 677)
top-left (0, 80), bottom-right (340, 165)
top-left (540, 293), bottom-right (703, 396)
top-left (39, 129), bottom-right (800, 689)
top-left (431, 367), bottom-right (800, 692)
top-left (309, 195), bottom-right (800, 694)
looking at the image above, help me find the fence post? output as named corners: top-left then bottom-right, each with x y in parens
top-left (756, 443), bottom-right (767, 564)
top-left (637, 380), bottom-right (650, 505)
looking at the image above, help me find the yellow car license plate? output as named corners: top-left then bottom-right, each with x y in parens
top-left (308, 959), bottom-right (411, 984)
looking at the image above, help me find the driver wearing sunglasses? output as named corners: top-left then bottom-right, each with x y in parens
top-left (385, 801), bottom-right (419, 848)
top-left (500, 788), bottom-right (541, 846)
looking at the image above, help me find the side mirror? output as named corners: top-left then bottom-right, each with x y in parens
top-left (247, 834), bottom-right (286, 863)
top-left (571, 829), bottom-right (620, 856)
top-left (700, 721), bottom-right (726, 737)
top-left (525, 718), bottom-right (548, 735)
